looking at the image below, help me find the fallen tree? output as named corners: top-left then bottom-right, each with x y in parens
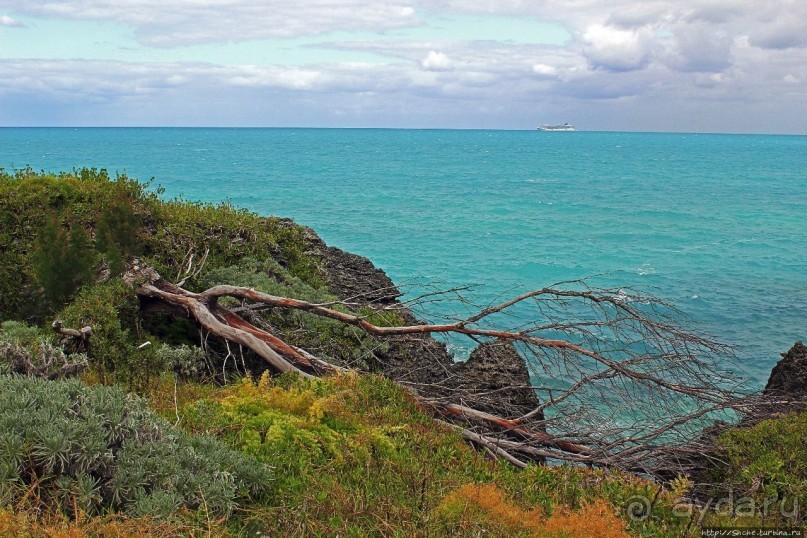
top-left (122, 259), bottom-right (757, 475)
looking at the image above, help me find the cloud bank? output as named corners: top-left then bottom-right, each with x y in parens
top-left (0, 0), bottom-right (805, 132)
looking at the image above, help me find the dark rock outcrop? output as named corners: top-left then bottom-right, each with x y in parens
top-left (452, 340), bottom-right (543, 419)
top-left (294, 223), bottom-right (401, 305)
top-left (374, 337), bottom-right (543, 420)
top-left (763, 341), bottom-right (807, 411)
top-left (319, 246), bottom-right (402, 305)
top-left (298, 226), bottom-right (542, 420)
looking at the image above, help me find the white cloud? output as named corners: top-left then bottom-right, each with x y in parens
top-left (581, 24), bottom-right (652, 71)
top-left (229, 66), bottom-right (326, 90)
top-left (749, 17), bottom-right (807, 50)
top-left (0, 1), bottom-right (421, 46)
top-left (531, 63), bottom-right (557, 77)
top-left (421, 51), bottom-right (453, 71)
top-left (0, 14), bottom-right (23, 26)
top-left (0, 55), bottom-right (804, 132)
top-left (660, 22), bottom-right (733, 73)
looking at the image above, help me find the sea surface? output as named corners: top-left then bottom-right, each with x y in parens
top-left (2, 128), bottom-right (805, 387)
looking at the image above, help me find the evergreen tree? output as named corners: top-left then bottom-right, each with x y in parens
top-left (32, 216), bottom-right (94, 311)
top-left (95, 185), bottom-right (143, 277)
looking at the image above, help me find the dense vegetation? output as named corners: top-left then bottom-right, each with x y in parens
top-left (710, 412), bottom-right (806, 522)
top-left (0, 168), bottom-right (803, 535)
top-left (0, 376), bottom-right (270, 518)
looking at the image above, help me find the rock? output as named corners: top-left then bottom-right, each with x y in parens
top-left (292, 222), bottom-right (401, 305)
top-left (373, 337), bottom-right (542, 419)
top-left (452, 340), bottom-right (543, 419)
top-left (319, 246), bottom-right (401, 305)
top-left (295, 223), bottom-right (542, 420)
top-left (763, 341), bottom-right (807, 411)
top-left (682, 342), bottom-right (807, 489)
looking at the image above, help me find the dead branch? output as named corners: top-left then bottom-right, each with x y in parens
top-left (51, 319), bottom-right (92, 356)
top-left (176, 248), bottom-right (210, 287)
top-left (438, 421), bottom-right (529, 468)
top-left (135, 280), bottom-right (315, 378)
top-left (52, 320), bottom-right (92, 340)
top-left (1, 340), bottom-right (89, 380)
top-left (123, 261), bottom-right (752, 474)
top-left (194, 283), bottom-right (734, 405)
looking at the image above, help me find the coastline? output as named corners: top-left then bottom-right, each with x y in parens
top-left (3, 128), bottom-right (805, 384)
top-left (0, 167), bottom-right (804, 533)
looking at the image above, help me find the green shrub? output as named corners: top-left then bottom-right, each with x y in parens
top-left (0, 168), bottom-right (154, 320)
top-left (176, 372), bottom-right (685, 536)
top-left (201, 258), bottom-right (388, 369)
top-left (0, 321), bottom-right (49, 347)
top-left (1, 168), bottom-right (326, 322)
top-left (0, 375), bottom-right (271, 519)
top-left (57, 280), bottom-right (148, 388)
top-left (201, 257), bottom-right (335, 305)
top-left (94, 183), bottom-right (145, 277)
top-left (179, 372), bottom-right (454, 533)
top-left (710, 412), bottom-right (806, 524)
top-left (1, 168), bottom-right (336, 390)
top-left (0, 340), bottom-right (88, 380)
top-left (155, 344), bottom-right (210, 381)
top-left (144, 200), bottom-right (324, 291)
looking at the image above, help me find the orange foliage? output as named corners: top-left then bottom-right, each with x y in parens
top-left (435, 483), bottom-right (629, 538)
top-left (0, 507), bottom-right (213, 537)
top-left (543, 499), bottom-right (630, 538)
top-left (445, 483), bottom-right (544, 533)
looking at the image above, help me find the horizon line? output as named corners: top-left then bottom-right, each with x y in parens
top-left (1, 125), bottom-right (805, 136)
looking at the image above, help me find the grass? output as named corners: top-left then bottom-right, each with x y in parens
top-left (165, 372), bottom-right (689, 536)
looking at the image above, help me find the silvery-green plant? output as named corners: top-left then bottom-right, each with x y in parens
top-left (156, 344), bottom-right (210, 381)
top-left (0, 376), bottom-right (271, 518)
top-left (0, 321), bottom-right (88, 379)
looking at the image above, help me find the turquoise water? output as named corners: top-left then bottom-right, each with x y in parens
top-left (2, 128), bottom-right (805, 386)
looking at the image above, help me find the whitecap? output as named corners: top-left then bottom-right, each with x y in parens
top-left (637, 263), bottom-right (655, 276)
top-left (614, 289), bottom-right (631, 303)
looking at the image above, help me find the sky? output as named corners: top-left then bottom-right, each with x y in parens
top-left (0, 1), bottom-right (805, 133)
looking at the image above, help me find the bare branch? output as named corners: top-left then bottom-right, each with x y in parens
top-left (52, 320), bottom-right (92, 340)
top-left (137, 281), bottom-right (314, 378)
top-left (124, 261), bottom-right (753, 474)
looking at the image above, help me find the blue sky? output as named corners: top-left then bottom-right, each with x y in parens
top-left (1, 1), bottom-right (805, 133)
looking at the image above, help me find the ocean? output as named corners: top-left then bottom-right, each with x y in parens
top-left (2, 127), bottom-right (805, 387)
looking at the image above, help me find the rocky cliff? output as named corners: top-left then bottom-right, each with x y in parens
top-left (763, 340), bottom-right (807, 411)
top-left (295, 222), bottom-right (542, 420)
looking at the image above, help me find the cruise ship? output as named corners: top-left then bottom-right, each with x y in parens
top-left (537, 123), bottom-right (575, 131)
